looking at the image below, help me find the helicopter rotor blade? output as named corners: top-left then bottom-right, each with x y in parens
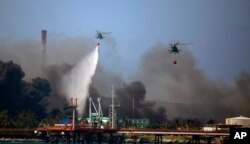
top-left (177, 43), bottom-right (194, 45)
top-left (101, 32), bottom-right (111, 34)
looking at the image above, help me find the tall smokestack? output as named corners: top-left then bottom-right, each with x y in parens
top-left (41, 30), bottom-right (47, 53)
top-left (41, 30), bottom-right (47, 71)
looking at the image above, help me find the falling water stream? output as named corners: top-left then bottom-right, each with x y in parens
top-left (62, 45), bottom-right (99, 116)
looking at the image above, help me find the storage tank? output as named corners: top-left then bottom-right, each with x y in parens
top-left (225, 115), bottom-right (250, 126)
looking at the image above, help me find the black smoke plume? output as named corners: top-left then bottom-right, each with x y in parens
top-left (85, 81), bottom-right (166, 123)
top-left (0, 60), bottom-right (51, 119)
top-left (115, 81), bottom-right (166, 123)
top-left (1, 37), bottom-right (249, 123)
top-left (137, 45), bottom-right (250, 122)
top-left (0, 37), bottom-right (94, 110)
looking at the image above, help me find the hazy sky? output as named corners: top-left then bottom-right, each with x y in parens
top-left (0, 0), bottom-right (249, 83)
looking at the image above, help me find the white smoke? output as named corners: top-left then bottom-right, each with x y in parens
top-left (62, 45), bottom-right (99, 116)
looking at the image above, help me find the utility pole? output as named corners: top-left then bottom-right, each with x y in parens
top-left (89, 97), bottom-right (92, 128)
top-left (132, 97), bottom-right (134, 119)
top-left (71, 98), bottom-right (77, 130)
top-left (131, 89), bottom-right (136, 128)
top-left (97, 97), bottom-right (103, 128)
top-left (109, 85), bottom-right (120, 129)
top-left (72, 73), bottom-right (77, 131)
top-left (111, 85), bottom-right (115, 129)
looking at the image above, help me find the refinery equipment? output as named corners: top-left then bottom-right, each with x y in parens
top-left (109, 85), bottom-right (120, 129)
top-left (88, 97), bottom-right (103, 128)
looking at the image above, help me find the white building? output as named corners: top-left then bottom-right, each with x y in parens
top-left (203, 126), bottom-right (221, 131)
top-left (225, 115), bottom-right (250, 126)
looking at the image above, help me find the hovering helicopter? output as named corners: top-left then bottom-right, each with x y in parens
top-left (168, 42), bottom-right (193, 54)
top-left (96, 30), bottom-right (111, 40)
top-left (168, 42), bottom-right (193, 65)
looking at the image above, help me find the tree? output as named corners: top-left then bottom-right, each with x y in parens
top-left (0, 110), bottom-right (9, 128)
top-left (207, 118), bottom-right (215, 125)
top-left (14, 110), bottom-right (38, 129)
top-left (146, 122), bottom-right (161, 129)
top-left (46, 108), bottom-right (64, 124)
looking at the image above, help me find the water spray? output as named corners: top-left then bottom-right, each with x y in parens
top-left (62, 43), bottom-right (99, 117)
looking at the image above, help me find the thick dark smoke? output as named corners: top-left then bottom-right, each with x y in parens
top-left (0, 40), bottom-right (44, 79)
top-left (1, 37), bottom-right (249, 123)
top-left (0, 37), bottom-right (124, 113)
top-left (45, 64), bottom-right (73, 109)
top-left (0, 37), bottom-right (95, 80)
top-left (0, 60), bottom-right (51, 119)
top-left (115, 81), bottom-right (166, 123)
top-left (235, 72), bottom-right (250, 114)
top-left (92, 65), bottom-right (124, 97)
top-left (0, 37), bottom-right (95, 110)
top-left (85, 82), bottom-right (166, 123)
top-left (137, 45), bottom-right (250, 122)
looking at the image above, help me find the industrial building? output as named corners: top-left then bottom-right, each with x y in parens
top-left (225, 115), bottom-right (250, 127)
top-left (126, 118), bottom-right (150, 128)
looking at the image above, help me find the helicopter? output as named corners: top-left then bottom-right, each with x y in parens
top-left (96, 30), bottom-right (111, 40)
top-left (168, 42), bottom-right (193, 54)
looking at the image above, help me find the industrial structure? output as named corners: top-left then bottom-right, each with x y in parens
top-left (33, 94), bottom-right (231, 144)
top-left (109, 85), bottom-right (120, 129)
top-left (88, 97), bottom-right (104, 128)
top-left (126, 118), bottom-right (150, 128)
top-left (41, 30), bottom-right (47, 70)
top-left (225, 115), bottom-right (250, 127)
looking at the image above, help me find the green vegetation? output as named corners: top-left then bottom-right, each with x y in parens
top-left (0, 110), bottom-right (38, 128)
